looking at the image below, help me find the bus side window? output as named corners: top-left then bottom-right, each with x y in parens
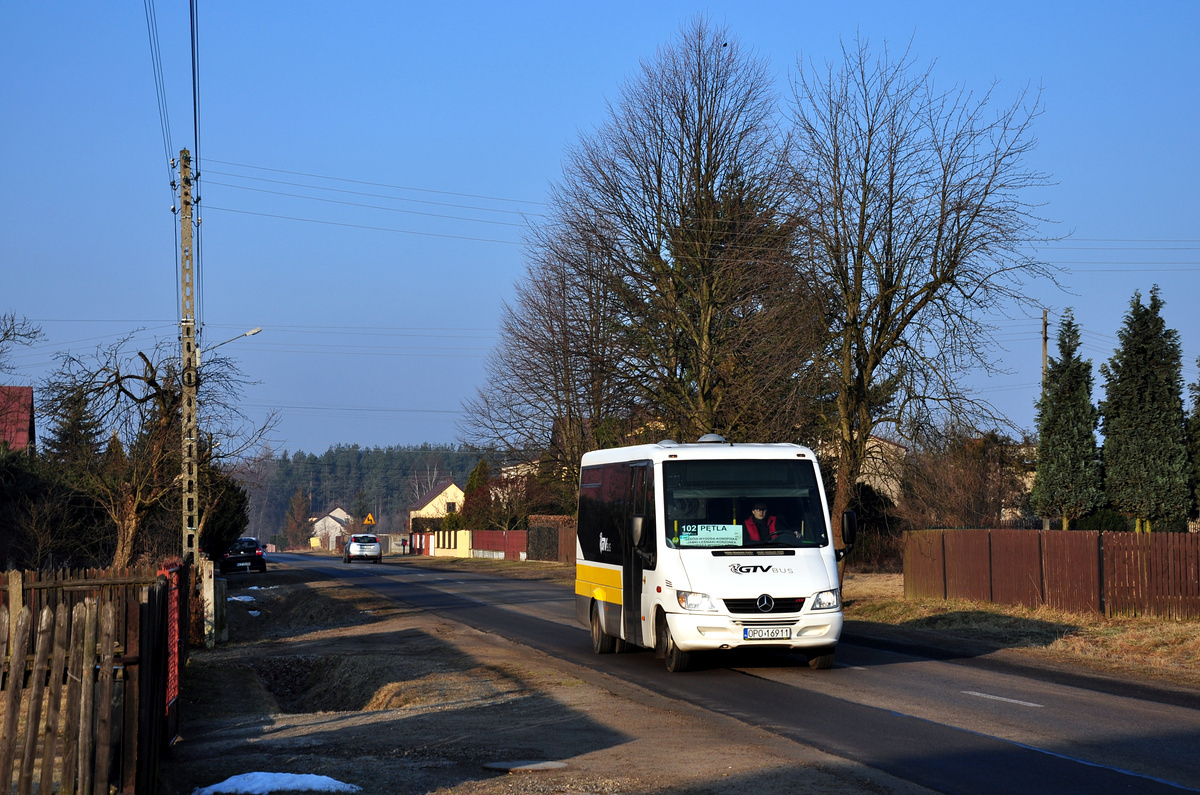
top-left (642, 473), bottom-right (656, 568)
top-left (629, 463), bottom-right (656, 569)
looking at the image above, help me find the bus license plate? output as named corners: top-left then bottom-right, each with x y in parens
top-left (744, 627), bottom-right (790, 640)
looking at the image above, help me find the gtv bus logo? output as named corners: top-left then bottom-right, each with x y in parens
top-left (729, 564), bottom-right (794, 575)
top-left (730, 564), bottom-right (772, 574)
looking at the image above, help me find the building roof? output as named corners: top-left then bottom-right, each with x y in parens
top-left (0, 386), bottom-right (35, 452)
top-left (310, 507), bottom-right (352, 526)
top-left (408, 478), bottom-right (462, 511)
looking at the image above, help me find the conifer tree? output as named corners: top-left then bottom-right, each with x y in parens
top-left (461, 459), bottom-right (492, 529)
top-left (1187, 362), bottom-right (1200, 517)
top-left (282, 488), bottom-right (311, 549)
top-left (1030, 311), bottom-right (1103, 530)
top-left (41, 385), bottom-right (103, 474)
top-left (1099, 288), bottom-right (1191, 532)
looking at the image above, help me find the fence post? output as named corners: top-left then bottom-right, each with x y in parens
top-left (1098, 532), bottom-right (1107, 616)
top-left (1038, 529), bottom-right (1046, 607)
top-left (7, 570), bottom-right (21, 651)
top-left (940, 530), bottom-right (948, 600)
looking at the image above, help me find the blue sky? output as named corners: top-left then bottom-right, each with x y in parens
top-left (2, 1), bottom-right (1198, 454)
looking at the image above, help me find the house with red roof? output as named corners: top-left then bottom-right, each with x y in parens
top-left (0, 386), bottom-right (35, 454)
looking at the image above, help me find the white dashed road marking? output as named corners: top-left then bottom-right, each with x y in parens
top-left (963, 690), bottom-right (1044, 708)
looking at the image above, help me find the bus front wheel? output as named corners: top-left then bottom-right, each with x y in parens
top-left (807, 647), bottom-right (836, 670)
top-left (662, 622), bottom-right (693, 673)
top-left (591, 602), bottom-right (616, 654)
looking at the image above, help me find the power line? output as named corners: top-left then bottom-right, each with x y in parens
top-left (242, 401), bottom-right (463, 416)
top-left (203, 180), bottom-right (530, 228)
top-left (203, 205), bottom-right (524, 245)
top-left (189, 0), bottom-right (205, 327)
top-left (204, 158), bottom-right (548, 207)
top-left (204, 168), bottom-right (544, 218)
top-left (141, 0), bottom-right (173, 181)
top-left (231, 345), bottom-right (486, 359)
top-left (1065, 238), bottom-right (1200, 244)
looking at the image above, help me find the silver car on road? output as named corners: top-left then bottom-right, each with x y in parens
top-left (343, 533), bottom-right (383, 564)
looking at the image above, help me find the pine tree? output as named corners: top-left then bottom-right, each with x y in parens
top-left (41, 385), bottom-right (103, 473)
top-left (461, 459), bottom-right (492, 529)
top-left (1187, 362), bottom-right (1200, 518)
top-left (1099, 287), bottom-right (1191, 532)
top-left (1030, 311), bottom-right (1103, 530)
top-left (282, 488), bottom-right (311, 549)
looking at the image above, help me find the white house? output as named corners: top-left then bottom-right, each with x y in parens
top-left (310, 507), bottom-right (352, 550)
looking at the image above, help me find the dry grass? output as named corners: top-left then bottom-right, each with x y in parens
top-left (842, 572), bottom-right (1200, 689)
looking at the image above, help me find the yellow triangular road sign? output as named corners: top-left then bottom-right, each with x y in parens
top-left (364, 513), bottom-right (376, 525)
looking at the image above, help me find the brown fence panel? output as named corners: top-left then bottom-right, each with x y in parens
top-left (1155, 533), bottom-right (1200, 620)
top-left (558, 525), bottom-right (577, 565)
top-left (903, 530), bottom-right (945, 599)
top-left (1105, 533), bottom-right (1151, 617)
top-left (505, 531), bottom-right (528, 561)
top-left (1107, 533), bottom-right (1200, 619)
top-left (1042, 531), bottom-right (1100, 613)
top-left (990, 530), bottom-right (1043, 608)
top-left (471, 530), bottom-right (504, 553)
top-left (944, 529), bottom-right (991, 602)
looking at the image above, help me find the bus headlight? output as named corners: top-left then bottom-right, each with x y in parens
top-left (810, 589), bottom-right (841, 611)
top-left (676, 590), bottom-right (718, 612)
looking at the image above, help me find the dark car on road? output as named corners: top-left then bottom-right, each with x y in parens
top-left (343, 533), bottom-right (383, 564)
top-left (219, 537), bottom-right (267, 574)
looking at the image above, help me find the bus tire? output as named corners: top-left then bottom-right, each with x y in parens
top-left (591, 602), bottom-right (616, 654)
top-left (663, 622), bottom-right (693, 673)
top-left (807, 647), bottom-right (836, 670)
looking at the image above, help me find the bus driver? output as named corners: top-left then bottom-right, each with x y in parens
top-left (744, 501), bottom-right (782, 542)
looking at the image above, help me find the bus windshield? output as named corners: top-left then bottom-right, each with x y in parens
top-left (663, 459), bottom-right (828, 549)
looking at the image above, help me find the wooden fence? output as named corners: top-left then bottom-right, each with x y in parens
top-left (0, 565), bottom-right (188, 794)
top-left (904, 529), bottom-right (1200, 618)
top-left (471, 530), bottom-right (528, 561)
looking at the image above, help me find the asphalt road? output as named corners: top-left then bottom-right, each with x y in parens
top-left (272, 553), bottom-right (1200, 794)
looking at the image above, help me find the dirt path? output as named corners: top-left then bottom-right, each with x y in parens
top-left (164, 564), bottom-right (930, 795)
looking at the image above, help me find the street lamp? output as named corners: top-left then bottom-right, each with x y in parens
top-left (201, 326), bottom-right (262, 357)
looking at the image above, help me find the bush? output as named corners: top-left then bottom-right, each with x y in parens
top-left (1074, 508), bottom-right (1131, 532)
top-left (410, 517), bottom-right (444, 533)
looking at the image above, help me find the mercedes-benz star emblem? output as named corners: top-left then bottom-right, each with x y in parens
top-left (756, 594), bottom-right (774, 612)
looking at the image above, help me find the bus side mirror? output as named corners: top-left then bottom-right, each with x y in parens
top-left (631, 515), bottom-right (644, 547)
top-left (837, 511), bottom-right (857, 561)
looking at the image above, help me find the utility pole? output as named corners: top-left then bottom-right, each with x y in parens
top-left (179, 149), bottom-right (199, 563)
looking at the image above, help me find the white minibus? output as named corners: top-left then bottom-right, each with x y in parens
top-left (575, 435), bottom-right (856, 672)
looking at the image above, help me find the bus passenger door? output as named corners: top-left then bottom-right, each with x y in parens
top-left (624, 462), bottom-right (654, 645)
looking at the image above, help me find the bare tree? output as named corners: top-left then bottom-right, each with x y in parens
top-left (406, 463), bottom-right (442, 506)
top-left (789, 39), bottom-right (1055, 533)
top-left (40, 336), bottom-right (273, 566)
top-left (460, 230), bottom-right (636, 493)
top-left (0, 313), bottom-right (42, 374)
top-left (464, 17), bottom-right (830, 477)
top-left (560, 17), bottom-right (817, 443)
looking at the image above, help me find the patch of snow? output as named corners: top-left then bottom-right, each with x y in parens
top-left (248, 610), bottom-right (261, 617)
top-left (247, 586), bottom-right (279, 591)
top-left (229, 595), bottom-right (256, 603)
top-left (191, 772), bottom-right (361, 794)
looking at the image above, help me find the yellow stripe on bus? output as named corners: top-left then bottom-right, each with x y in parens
top-left (576, 562), bottom-right (621, 587)
top-left (576, 562), bottom-right (623, 606)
